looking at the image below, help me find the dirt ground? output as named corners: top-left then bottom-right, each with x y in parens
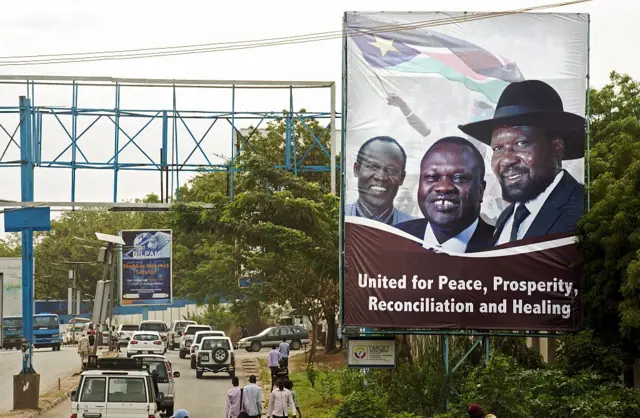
top-left (290, 349), bottom-right (347, 371)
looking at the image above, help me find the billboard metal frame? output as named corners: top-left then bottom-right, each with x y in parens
top-left (119, 228), bottom-right (173, 307)
top-left (0, 75), bottom-right (339, 206)
top-left (338, 13), bottom-right (591, 411)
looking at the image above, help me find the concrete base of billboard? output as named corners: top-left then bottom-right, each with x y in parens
top-left (13, 373), bottom-right (40, 410)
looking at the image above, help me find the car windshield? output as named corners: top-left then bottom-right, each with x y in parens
top-left (2, 318), bottom-right (22, 327)
top-left (257, 327), bottom-right (273, 336)
top-left (175, 322), bottom-right (194, 332)
top-left (201, 339), bottom-right (231, 350)
top-left (195, 333), bottom-right (221, 343)
top-left (144, 360), bottom-right (169, 383)
top-left (140, 323), bottom-right (166, 332)
top-left (186, 326), bottom-right (209, 335)
top-left (121, 325), bottom-right (139, 331)
top-left (34, 316), bottom-right (58, 327)
top-left (133, 333), bottom-right (159, 341)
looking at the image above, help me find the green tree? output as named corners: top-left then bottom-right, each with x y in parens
top-left (575, 72), bottom-right (640, 382)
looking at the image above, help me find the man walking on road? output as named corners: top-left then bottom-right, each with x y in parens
top-left (268, 344), bottom-right (281, 390)
top-left (243, 375), bottom-right (262, 418)
top-left (279, 338), bottom-right (290, 369)
top-left (77, 334), bottom-right (90, 370)
top-left (225, 376), bottom-right (242, 418)
top-left (267, 378), bottom-right (296, 418)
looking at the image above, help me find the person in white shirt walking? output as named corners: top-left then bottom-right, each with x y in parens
top-left (279, 338), bottom-right (290, 369)
top-left (225, 376), bottom-right (242, 418)
top-left (267, 378), bottom-right (296, 418)
top-left (242, 375), bottom-right (262, 418)
top-left (268, 344), bottom-right (282, 390)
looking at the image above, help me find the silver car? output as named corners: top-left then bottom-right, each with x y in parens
top-left (132, 354), bottom-right (180, 417)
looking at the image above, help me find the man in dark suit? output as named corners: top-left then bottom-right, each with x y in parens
top-left (395, 136), bottom-right (494, 253)
top-left (458, 79), bottom-right (585, 245)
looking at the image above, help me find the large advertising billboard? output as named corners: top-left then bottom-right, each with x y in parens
top-left (342, 12), bottom-right (588, 331)
top-left (120, 229), bottom-right (172, 306)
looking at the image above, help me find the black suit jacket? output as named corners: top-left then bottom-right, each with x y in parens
top-left (493, 170), bottom-right (584, 243)
top-left (394, 217), bottom-right (495, 253)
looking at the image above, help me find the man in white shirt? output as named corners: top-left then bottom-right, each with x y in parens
top-left (225, 376), bottom-right (242, 418)
top-left (279, 338), bottom-right (290, 369)
top-left (458, 80), bottom-right (585, 245)
top-left (395, 136), bottom-right (495, 253)
top-left (242, 375), bottom-right (262, 418)
top-left (267, 379), bottom-right (296, 418)
top-left (268, 344), bottom-right (281, 390)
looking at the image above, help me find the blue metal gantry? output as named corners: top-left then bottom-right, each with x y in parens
top-left (0, 75), bottom-right (340, 205)
top-left (0, 75), bottom-right (339, 378)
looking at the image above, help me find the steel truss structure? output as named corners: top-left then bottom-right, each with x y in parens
top-left (0, 75), bottom-right (339, 208)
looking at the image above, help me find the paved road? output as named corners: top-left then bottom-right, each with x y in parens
top-left (0, 346), bottom-right (82, 413)
top-left (40, 347), bottom-right (273, 417)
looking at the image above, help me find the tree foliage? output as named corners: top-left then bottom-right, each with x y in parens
top-left (576, 72), bottom-right (640, 368)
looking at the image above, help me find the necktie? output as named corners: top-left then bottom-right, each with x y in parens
top-left (510, 204), bottom-right (530, 242)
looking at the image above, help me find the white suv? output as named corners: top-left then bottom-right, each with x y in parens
top-left (195, 336), bottom-right (235, 379)
top-left (189, 330), bottom-right (226, 369)
top-left (70, 357), bottom-right (163, 417)
top-left (139, 320), bottom-right (169, 347)
top-left (168, 320), bottom-right (196, 350)
top-left (127, 331), bottom-right (165, 357)
top-left (132, 354), bottom-right (180, 417)
top-left (178, 325), bottom-right (211, 359)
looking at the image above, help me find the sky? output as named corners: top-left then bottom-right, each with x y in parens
top-left (0, 0), bottom-right (634, 209)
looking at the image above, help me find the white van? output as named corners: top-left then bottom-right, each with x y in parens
top-left (70, 357), bottom-right (163, 418)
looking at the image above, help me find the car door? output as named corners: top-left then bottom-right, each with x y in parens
top-left (106, 376), bottom-right (152, 417)
top-left (77, 376), bottom-right (107, 417)
top-left (264, 328), bottom-right (280, 345)
top-left (148, 360), bottom-right (172, 401)
top-left (279, 326), bottom-right (294, 342)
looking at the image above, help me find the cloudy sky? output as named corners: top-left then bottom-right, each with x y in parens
top-left (0, 0), bottom-right (633, 207)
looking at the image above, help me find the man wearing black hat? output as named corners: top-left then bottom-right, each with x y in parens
top-left (395, 136), bottom-right (494, 253)
top-left (458, 79), bottom-right (584, 245)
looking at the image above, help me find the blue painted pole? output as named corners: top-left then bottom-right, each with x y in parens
top-left (229, 85), bottom-right (235, 200)
top-left (19, 96), bottom-right (35, 373)
top-left (71, 82), bottom-right (78, 203)
top-left (113, 83), bottom-right (121, 202)
top-left (142, 307), bottom-right (149, 321)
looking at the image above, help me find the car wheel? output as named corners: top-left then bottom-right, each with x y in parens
top-left (250, 341), bottom-right (262, 352)
top-left (190, 357), bottom-right (196, 369)
top-left (179, 350), bottom-right (186, 359)
top-left (213, 347), bottom-right (229, 364)
top-left (196, 369), bottom-right (203, 379)
top-left (290, 340), bottom-right (301, 350)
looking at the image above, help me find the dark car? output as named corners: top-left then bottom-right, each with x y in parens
top-left (236, 325), bottom-right (311, 352)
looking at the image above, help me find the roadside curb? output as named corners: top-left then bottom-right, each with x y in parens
top-left (1, 351), bottom-right (119, 418)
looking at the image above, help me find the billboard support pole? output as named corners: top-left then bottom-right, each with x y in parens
top-left (442, 335), bottom-right (450, 411)
top-left (585, 13), bottom-right (591, 211)
top-left (338, 12), bottom-right (348, 331)
top-left (483, 335), bottom-right (490, 365)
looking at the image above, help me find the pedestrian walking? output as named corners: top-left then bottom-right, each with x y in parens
top-left (240, 325), bottom-right (249, 339)
top-left (279, 338), bottom-right (290, 369)
top-left (268, 344), bottom-right (281, 390)
top-left (171, 410), bottom-right (189, 418)
top-left (242, 375), bottom-right (262, 418)
top-left (225, 376), bottom-right (242, 418)
top-left (467, 403), bottom-right (483, 418)
top-left (284, 380), bottom-right (302, 418)
top-left (267, 378), bottom-right (296, 418)
top-left (77, 334), bottom-right (90, 370)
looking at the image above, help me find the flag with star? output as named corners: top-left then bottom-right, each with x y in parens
top-left (347, 21), bottom-right (524, 103)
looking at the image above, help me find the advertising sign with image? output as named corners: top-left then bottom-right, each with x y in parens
top-left (342, 11), bottom-right (588, 331)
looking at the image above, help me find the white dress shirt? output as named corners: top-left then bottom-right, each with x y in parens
top-left (243, 383), bottom-right (262, 416)
top-left (267, 388), bottom-right (296, 417)
top-left (422, 219), bottom-right (479, 254)
top-left (495, 170), bottom-right (564, 245)
top-left (268, 349), bottom-right (281, 367)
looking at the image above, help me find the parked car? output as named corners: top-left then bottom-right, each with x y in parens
top-left (178, 325), bottom-right (211, 359)
top-left (132, 354), bottom-right (180, 417)
top-left (127, 331), bottom-right (166, 357)
top-left (195, 336), bottom-right (235, 379)
top-left (189, 330), bottom-right (226, 369)
top-left (139, 320), bottom-right (169, 346)
top-left (168, 320), bottom-right (196, 351)
top-left (236, 325), bottom-right (310, 352)
top-left (117, 324), bottom-right (140, 346)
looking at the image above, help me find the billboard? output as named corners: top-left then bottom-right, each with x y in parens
top-left (342, 12), bottom-right (588, 331)
top-left (0, 258), bottom-right (29, 317)
top-left (347, 337), bottom-right (396, 368)
top-left (120, 230), bottom-right (172, 306)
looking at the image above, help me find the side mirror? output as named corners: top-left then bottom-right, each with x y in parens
top-left (173, 371), bottom-right (180, 378)
top-left (70, 390), bottom-right (77, 401)
top-left (156, 392), bottom-right (165, 403)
